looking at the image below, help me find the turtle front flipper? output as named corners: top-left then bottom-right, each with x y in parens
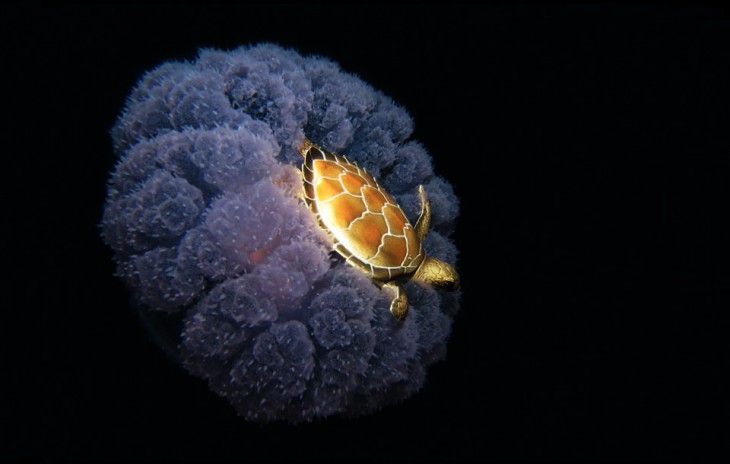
top-left (414, 185), bottom-right (431, 242)
top-left (384, 281), bottom-right (408, 321)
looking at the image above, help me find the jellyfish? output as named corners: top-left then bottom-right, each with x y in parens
top-left (101, 43), bottom-right (461, 423)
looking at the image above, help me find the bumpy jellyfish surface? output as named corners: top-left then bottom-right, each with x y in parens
top-left (102, 44), bottom-right (461, 423)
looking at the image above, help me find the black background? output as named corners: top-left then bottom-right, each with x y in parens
top-left (5, 3), bottom-right (729, 460)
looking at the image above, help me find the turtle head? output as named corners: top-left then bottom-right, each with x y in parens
top-left (413, 256), bottom-right (460, 291)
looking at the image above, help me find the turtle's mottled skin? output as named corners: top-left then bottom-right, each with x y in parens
top-left (299, 138), bottom-right (459, 320)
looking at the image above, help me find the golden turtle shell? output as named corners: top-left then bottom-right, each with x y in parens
top-left (301, 143), bottom-right (424, 280)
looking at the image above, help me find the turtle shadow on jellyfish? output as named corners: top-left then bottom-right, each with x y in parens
top-left (102, 43), bottom-right (461, 423)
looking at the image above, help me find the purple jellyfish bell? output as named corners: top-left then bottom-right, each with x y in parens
top-left (101, 43), bottom-right (461, 423)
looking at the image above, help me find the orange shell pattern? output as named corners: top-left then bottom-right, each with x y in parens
top-left (302, 145), bottom-right (423, 280)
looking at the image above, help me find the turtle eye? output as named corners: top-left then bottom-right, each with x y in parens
top-left (435, 276), bottom-right (460, 291)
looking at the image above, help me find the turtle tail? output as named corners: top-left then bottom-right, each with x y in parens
top-left (299, 136), bottom-right (315, 157)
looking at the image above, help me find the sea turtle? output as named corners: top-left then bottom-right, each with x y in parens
top-left (299, 137), bottom-right (459, 321)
